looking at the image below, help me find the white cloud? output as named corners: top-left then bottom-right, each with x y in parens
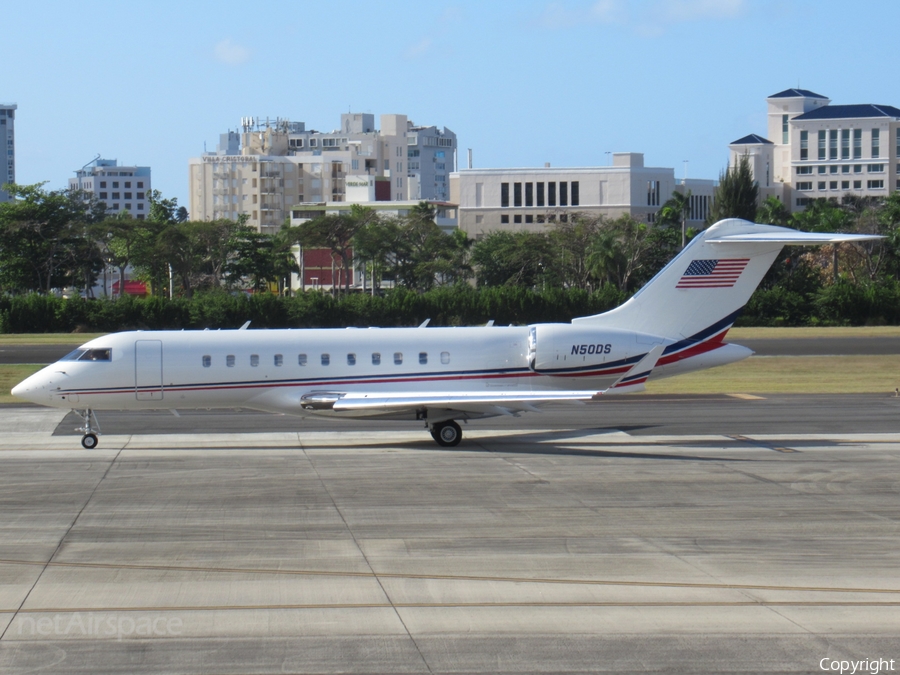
top-left (213, 38), bottom-right (251, 66)
top-left (657, 0), bottom-right (745, 22)
top-left (590, 0), bottom-right (627, 23)
top-left (404, 38), bottom-right (433, 60)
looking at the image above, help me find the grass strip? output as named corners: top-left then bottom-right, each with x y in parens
top-left (646, 355), bottom-right (900, 395)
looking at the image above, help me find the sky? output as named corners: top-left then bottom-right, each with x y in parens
top-left (4, 0), bottom-right (900, 211)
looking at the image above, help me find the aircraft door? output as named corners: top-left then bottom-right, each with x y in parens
top-left (135, 340), bottom-right (164, 401)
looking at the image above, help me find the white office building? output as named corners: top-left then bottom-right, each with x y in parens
top-left (1, 103), bottom-right (16, 203)
top-left (450, 153), bottom-right (715, 238)
top-left (729, 88), bottom-right (900, 211)
top-left (189, 113), bottom-right (456, 233)
top-left (69, 158), bottom-right (152, 218)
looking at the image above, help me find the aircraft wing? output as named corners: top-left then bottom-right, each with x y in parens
top-left (329, 390), bottom-right (599, 414)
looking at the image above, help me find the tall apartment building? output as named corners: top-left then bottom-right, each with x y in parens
top-left (189, 113), bottom-right (456, 233)
top-left (450, 153), bottom-right (715, 238)
top-left (68, 158), bottom-right (153, 218)
top-left (729, 88), bottom-right (900, 211)
top-left (0, 103), bottom-right (16, 203)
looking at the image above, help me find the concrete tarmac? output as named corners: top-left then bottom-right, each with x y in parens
top-left (1, 405), bottom-right (899, 673)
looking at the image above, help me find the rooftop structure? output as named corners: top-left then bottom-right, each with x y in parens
top-left (69, 158), bottom-right (153, 218)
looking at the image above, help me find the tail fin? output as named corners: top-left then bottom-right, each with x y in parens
top-left (574, 218), bottom-right (880, 341)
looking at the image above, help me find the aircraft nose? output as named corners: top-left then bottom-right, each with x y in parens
top-left (11, 373), bottom-right (46, 403)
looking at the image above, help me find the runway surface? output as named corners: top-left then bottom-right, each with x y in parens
top-left (1, 400), bottom-right (899, 674)
top-left (1, 336), bottom-right (899, 364)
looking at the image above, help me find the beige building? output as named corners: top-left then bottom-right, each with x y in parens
top-left (69, 158), bottom-right (152, 218)
top-left (729, 88), bottom-right (900, 211)
top-left (189, 113), bottom-right (456, 233)
top-left (1, 103), bottom-right (15, 203)
top-left (449, 153), bottom-right (715, 238)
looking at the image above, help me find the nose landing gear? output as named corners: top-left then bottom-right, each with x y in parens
top-left (76, 409), bottom-right (101, 449)
top-left (430, 420), bottom-right (462, 447)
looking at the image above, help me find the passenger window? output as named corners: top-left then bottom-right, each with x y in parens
top-left (394, 352), bottom-right (403, 365)
top-left (321, 353), bottom-right (330, 366)
top-left (274, 354), bottom-right (283, 367)
top-left (202, 355), bottom-right (211, 368)
top-left (372, 352), bottom-right (381, 365)
top-left (441, 351), bottom-right (450, 365)
top-left (419, 352), bottom-right (428, 365)
top-left (298, 353), bottom-right (307, 366)
top-left (347, 353), bottom-right (356, 366)
top-left (250, 354), bottom-right (259, 367)
top-left (226, 355), bottom-right (235, 367)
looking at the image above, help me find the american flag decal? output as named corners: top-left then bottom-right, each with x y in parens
top-left (676, 259), bottom-right (749, 288)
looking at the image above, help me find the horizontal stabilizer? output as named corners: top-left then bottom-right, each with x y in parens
top-left (707, 232), bottom-right (882, 245)
top-left (603, 344), bottom-right (665, 395)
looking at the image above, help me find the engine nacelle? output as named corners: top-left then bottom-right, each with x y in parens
top-left (527, 324), bottom-right (666, 374)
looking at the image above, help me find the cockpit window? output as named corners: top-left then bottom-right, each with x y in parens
top-left (61, 348), bottom-right (111, 362)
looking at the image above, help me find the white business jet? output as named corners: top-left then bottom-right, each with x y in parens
top-left (12, 219), bottom-right (879, 449)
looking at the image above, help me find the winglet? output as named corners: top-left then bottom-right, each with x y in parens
top-left (604, 344), bottom-right (665, 395)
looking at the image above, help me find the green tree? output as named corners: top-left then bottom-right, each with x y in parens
top-left (471, 231), bottom-right (555, 288)
top-left (657, 189), bottom-right (692, 248)
top-left (708, 154), bottom-right (758, 224)
top-left (756, 195), bottom-right (791, 226)
top-left (295, 205), bottom-right (376, 295)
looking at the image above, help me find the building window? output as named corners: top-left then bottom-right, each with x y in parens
top-left (853, 180), bottom-right (862, 189)
top-left (842, 165), bottom-right (850, 174)
top-left (112, 181), bottom-right (119, 188)
top-left (298, 353), bottom-right (307, 366)
top-left (226, 355), bottom-right (235, 367)
top-left (525, 214), bottom-right (533, 223)
top-left (501, 182), bottom-right (509, 207)
top-left (867, 180), bottom-right (884, 189)
top-left (536, 182), bottom-right (544, 207)
top-left (124, 192), bottom-right (132, 199)
top-left (419, 352), bottom-right (428, 365)
top-left (394, 352), bottom-right (403, 365)
top-left (868, 164), bottom-right (884, 173)
top-left (100, 181), bottom-right (107, 188)
top-left (829, 130), bottom-right (837, 160)
top-left (347, 353), bottom-right (356, 366)
top-left (559, 182), bottom-right (567, 207)
top-left (818, 130), bottom-right (826, 160)
top-left (99, 192), bottom-right (108, 199)
top-left (112, 192), bottom-right (120, 199)
top-left (513, 182), bottom-right (522, 207)
top-left (852, 129), bottom-right (862, 159)
top-left (782, 114), bottom-right (789, 144)
top-left (548, 182), bottom-right (556, 207)
top-left (841, 129), bottom-right (850, 159)
top-left (800, 130), bottom-right (808, 160)
top-left (854, 164), bottom-right (863, 173)
top-left (372, 352), bottom-right (381, 365)
top-left (796, 166), bottom-right (812, 175)
top-left (514, 214), bottom-right (522, 223)
top-left (841, 180), bottom-right (849, 190)
top-left (202, 355), bottom-right (211, 368)
top-left (501, 214), bottom-right (509, 224)
top-left (817, 181), bottom-right (826, 190)
top-left (796, 182), bottom-right (812, 191)
top-left (872, 129), bottom-right (880, 158)
top-left (570, 181), bottom-right (579, 206)
top-left (796, 198), bottom-right (812, 207)
top-left (525, 182), bottom-right (533, 207)
top-left (124, 182), bottom-right (131, 188)
top-left (830, 165), bottom-right (838, 174)
top-left (647, 180), bottom-right (660, 206)
top-left (829, 181), bottom-right (838, 190)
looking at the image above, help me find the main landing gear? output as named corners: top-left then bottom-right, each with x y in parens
top-left (430, 420), bottom-right (462, 447)
top-left (76, 409), bottom-right (101, 449)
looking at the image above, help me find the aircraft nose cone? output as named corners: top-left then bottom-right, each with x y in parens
top-left (11, 374), bottom-right (44, 403)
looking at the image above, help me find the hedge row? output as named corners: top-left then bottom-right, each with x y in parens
top-left (0, 285), bottom-right (629, 333)
top-left (3, 278), bottom-right (898, 334)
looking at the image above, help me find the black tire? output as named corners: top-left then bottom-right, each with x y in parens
top-left (431, 420), bottom-right (462, 447)
top-left (81, 433), bottom-right (98, 449)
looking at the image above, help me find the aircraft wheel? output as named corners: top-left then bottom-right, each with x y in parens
top-left (81, 433), bottom-right (98, 449)
top-left (431, 420), bottom-right (462, 447)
